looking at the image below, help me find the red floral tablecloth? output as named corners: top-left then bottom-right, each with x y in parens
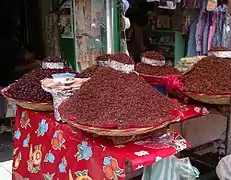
top-left (12, 106), bottom-right (192, 180)
top-left (178, 104), bottom-right (209, 121)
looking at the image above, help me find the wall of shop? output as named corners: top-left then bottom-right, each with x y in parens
top-left (171, 115), bottom-right (226, 148)
top-left (39, 0), bottom-right (61, 57)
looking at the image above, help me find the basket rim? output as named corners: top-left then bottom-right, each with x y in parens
top-left (1, 87), bottom-right (53, 105)
top-left (70, 122), bottom-right (156, 132)
top-left (61, 108), bottom-right (181, 131)
top-left (68, 116), bottom-right (180, 136)
top-left (184, 90), bottom-right (230, 96)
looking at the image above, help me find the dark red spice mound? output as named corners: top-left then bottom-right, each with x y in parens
top-left (209, 46), bottom-right (231, 51)
top-left (6, 67), bottom-right (78, 102)
top-left (78, 65), bottom-right (101, 78)
top-left (95, 54), bottom-right (110, 61)
top-left (182, 56), bottom-right (231, 94)
top-left (135, 63), bottom-right (181, 76)
top-left (59, 67), bottom-right (177, 129)
top-left (109, 53), bottom-right (135, 64)
top-left (142, 51), bottom-right (165, 61)
top-left (43, 57), bottom-right (63, 62)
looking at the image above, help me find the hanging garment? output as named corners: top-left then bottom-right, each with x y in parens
top-left (187, 14), bottom-right (198, 57)
top-left (225, 11), bottom-right (231, 48)
top-left (219, 5), bottom-right (227, 46)
top-left (196, 0), bottom-right (202, 9)
top-left (208, 11), bottom-right (217, 51)
top-left (214, 5), bottom-right (226, 47)
top-left (196, 9), bottom-right (207, 55)
top-left (203, 12), bottom-right (211, 55)
top-left (214, 6), bottom-right (221, 46)
top-left (222, 6), bottom-right (229, 47)
top-left (212, 8), bottom-right (218, 46)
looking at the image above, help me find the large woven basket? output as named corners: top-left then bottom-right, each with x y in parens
top-left (68, 122), bottom-right (173, 137)
top-left (64, 112), bottom-right (180, 137)
top-left (184, 91), bottom-right (230, 105)
top-left (182, 58), bottom-right (230, 105)
top-left (2, 88), bottom-right (53, 111)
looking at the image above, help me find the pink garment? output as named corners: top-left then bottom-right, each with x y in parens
top-left (208, 12), bottom-right (217, 51)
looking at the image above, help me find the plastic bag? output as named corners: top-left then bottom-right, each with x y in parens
top-left (6, 100), bottom-right (17, 118)
top-left (142, 156), bottom-right (199, 180)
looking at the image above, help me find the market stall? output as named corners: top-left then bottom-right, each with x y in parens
top-left (123, 0), bottom-right (231, 161)
top-left (12, 106), bottom-right (189, 179)
top-left (7, 0), bottom-right (231, 179)
top-left (4, 53), bottom-right (211, 180)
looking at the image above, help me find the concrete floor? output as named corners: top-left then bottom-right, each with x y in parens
top-left (0, 160), bottom-right (12, 180)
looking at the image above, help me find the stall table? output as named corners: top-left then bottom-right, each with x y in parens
top-left (12, 104), bottom-right (206, 180)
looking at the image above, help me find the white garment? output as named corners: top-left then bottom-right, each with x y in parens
top-left (216, 155), bottom-right (231, 180)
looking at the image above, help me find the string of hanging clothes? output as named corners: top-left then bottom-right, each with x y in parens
top-left (187, 1), bottom-right (231, 56)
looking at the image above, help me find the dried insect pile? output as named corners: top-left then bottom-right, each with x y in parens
top-left (110, 53), bottom-right (135, 64)
top-left (182, 56), bottom-right (231, 94)
top-left (59, 67), bottom-right (177, 129)
top-left (136, 63), bottom-right (181, 76)
top-left (6, 68), bottom-right (77, 102)
top-left (142, 51), bottom-right (165, 61)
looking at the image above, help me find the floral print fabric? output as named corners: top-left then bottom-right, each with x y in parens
top-left (12, 106), bottom-right (199, 180)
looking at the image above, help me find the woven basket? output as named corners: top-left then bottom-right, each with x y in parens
top-left (184, 91), bottom-right (230, 105)
top-left (182, 59), bottom-right (230, 105)
top-left (107, 127), bottom-right (168, 145)
top-left (67, 115), bottom-right (180, 137)
top-left (2, 88), bottom-right (53, 111)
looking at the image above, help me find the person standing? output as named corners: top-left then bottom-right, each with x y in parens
top-left (126, 3), bottom-right (150, 62)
